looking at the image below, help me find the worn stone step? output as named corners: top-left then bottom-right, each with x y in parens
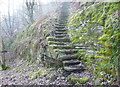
top-left (49, 45), bottom-right (73, 49)
top-left (55, 29), bottom-right (67, 32)
top-left (48, 41), bottom-right (65, 45)
top-left (54, 49), bottom-right (78, 54)
top-left (75, 47), bottom-right (91, 50)
top-left (55, 31), bottom-right (67, 35)
top-left (64, 64), bottom-right (85, 72)
top-left (61, 54), bottom-right (78, 61)
top-left (55, 35), bottom-right (67, 38)
top-left (63, 60), bottom-right (80, 66)
top-left (47, 37), bottom-right (70, 42)
top-left (55, 31), bottom-right (67, 34)
top-left (48, 41), bottom-right (71, 45)
top-left (54, 31), bottom-right (67, 35)
top-left (59, 20), bottom-right (68, 23)
top-left (55, 23), bottom-right (66, 26)
top-left (55, 34), bottom-right (68, 36)
top-left (55, 26), bottom-right (65, 29)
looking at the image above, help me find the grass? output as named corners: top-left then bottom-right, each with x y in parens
top-left (30, 68), bottom-right (48, 80)
top-left (68, 76), bottom-right (89, 84)
top-left (0, 65), bottom-right (11, 70)
top-left (18, 69), bottom-right (25, 73)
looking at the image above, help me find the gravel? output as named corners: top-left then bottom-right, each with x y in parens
top-left (0, 56), bottom-right (93, 86)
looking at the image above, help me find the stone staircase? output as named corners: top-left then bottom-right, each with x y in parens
top-left (46, 2), bottom-right (85, 72)
top-left (47, 23), bottom-right (85, 72)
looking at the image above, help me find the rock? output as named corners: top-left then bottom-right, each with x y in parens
top-left (50, 75), bottom-right (57, 82)
top-left (61, 77), bottom-right (65, 80)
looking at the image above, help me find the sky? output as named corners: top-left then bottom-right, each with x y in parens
top-left (0, 0), bottom-right (118, 16)
top-left (0, 0), bottom-right (23, 15)
top-left (0, 0), bottom-right (52, 16)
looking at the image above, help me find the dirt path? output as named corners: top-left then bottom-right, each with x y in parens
top-left (0, 52), bottom-right (93, 86)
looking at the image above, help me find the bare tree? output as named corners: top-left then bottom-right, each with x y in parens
top-left (25, 0), bottom-right (36, 24)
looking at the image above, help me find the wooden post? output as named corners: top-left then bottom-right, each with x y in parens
top-left (1, 38), bottom-right (7, 69)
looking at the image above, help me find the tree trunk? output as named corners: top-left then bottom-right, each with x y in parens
top-left (1, 38), bottom-right (6, 69)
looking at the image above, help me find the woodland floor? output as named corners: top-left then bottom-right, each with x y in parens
top-left (0, 52), bottom-right (94, 86)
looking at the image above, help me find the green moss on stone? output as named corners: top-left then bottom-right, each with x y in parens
top-left (68, 76), bottom-right (89, 84)
top-left (49, 45), bottom-right (73, 49)
top-left (54, 49), bottom-right (78, 54)
top-left (48, 41), bottom-right (65, 45)
top-left (0, 65), bottom-right (11, 70)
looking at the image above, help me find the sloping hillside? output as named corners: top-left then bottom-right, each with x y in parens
top-left (68, 2), bottom-right (120, 85)
top-left (0, 2), bottom-right (119, 86)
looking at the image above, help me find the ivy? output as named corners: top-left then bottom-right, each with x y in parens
top-left (68, 2), bottom-right (119, 85)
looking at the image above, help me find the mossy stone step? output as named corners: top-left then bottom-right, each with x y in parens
top-left (55, 26), bottom-right (65, 29)
top-left (61, 54), bottom-right (78, 61)
top-left (47, 37), bottom-right (70, 42)
top-left (55, 29), bottom-right (67, 32)
top-left (55, 35), bottom-right (66, 38)
top-left (55, 31), bottom-right (67, 33)
top-left (72, 64), bottom-right (85, 69)
top-left (54, 32), bottom-right (67, 35)
top-left (49, 45), bottom-right (73, 49)
top-left (55, 31), bottom-right (67, 34)
top-left (48, 41), bottom-right (70, 45)
top-left (55, 23), bottom-right (66, 26)
top-left (64, 65), bottom-right (85, 72)
top-left (48, 41), bottom-right (65, 45)
top-left (55, 34), bottom-right (68, 36)
top-left (59, 20), bottom-right (68, 23)
top-left (54, 49), bottom-right (78, 54)
top-left (63, 60), bottom-right (80, 66)
top-left (67, 76), bottom-right (89, 84)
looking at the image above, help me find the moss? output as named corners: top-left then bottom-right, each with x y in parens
top-left (47, 37), bottom-right (70, 42)
top-left (0, 65), bottom-right (11, 70)
top-left (26, 61), bottom-right (33, 66)
top-left (30, 69), bottom-right (47, 80)
top-left (78, 49), bottom-right (86, 52)
top-left (48, 41), bottom-right (64, 45)
top-left (94, 55), bottom-right (109, 61)
top-left (68, 76), bottom-right (89, 84)
top-left (54, 49), bottom-right (78, 54)
top-left (26, 54), bottom-right (31, 61)
top-left (98, 34), bottom-right (108, 41)
top-left (50, 75), bottom-right (57, 81)
top-left (18, 69), bottom-right (25, 73)
top-left (57, 38), bottom-right (70, 42)
top-left (68, 2), bottom-right (119, 84)
top-left (49, 68), bottom-right (56, 71)
top-left (49, 45), bottom-right (73, 49)
top-left (47, 37), bottom-right (54, 41)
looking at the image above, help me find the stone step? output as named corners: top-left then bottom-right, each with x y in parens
top-left (49, 44), bottom-right (73, 49)
top-left (55, 26), bottom-right (65, 29)
top-left (47, 37), bottom-right (70, 42)
top-left (55, 31), bottom-right (67, 33)
top-left (63, 60), bottom-right (80, 66)
top-left (59, 20), bottom-right (68, 23)
top-left (55, 34), bottom-right (68, 36)
top-left (54, 32), bottom-right (67, 35)
top-left (55, 23), bottom-right (66, 26)
top-left (64, 64), bottom-right (85, 72)
top-left (55, 35), bottom-right (66, 38)
top-left (48, 41), bottom-right (71, 45)
top-left (61, 54), bottom-right (78, 61)
top-left (55, 29), bottom-right (67, 32)
top-left (75, 47), bottom-right (91, 50)
top-left (48, 41), bottom-right (65, 45)
top-left (55, 31), bottom-right (67, 35)
top-left (54, 49), bottom-right (78, 54)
